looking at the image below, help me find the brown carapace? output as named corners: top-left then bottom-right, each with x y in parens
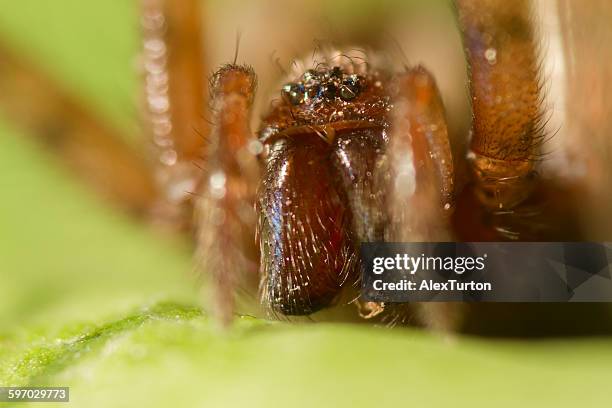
top-left (2, 0), bottom-right (609, 333)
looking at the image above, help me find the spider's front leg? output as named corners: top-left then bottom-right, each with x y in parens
top-left (142, 1), bottom-right (261, 324)
top-left (141, 0), bottom-right (210, 229)
top-left (196, 65), bottom-right (260, 326)
top-left (381, 67), bottom-right (463, 331)
top-left (454, 0), bottom-right (577, 240)
top-left (0, 43), bottom-right (157, 216)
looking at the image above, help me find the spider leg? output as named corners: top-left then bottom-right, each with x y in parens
top-left (0, 0), bottom-right (210, 224)
top-left (382, 66), bottom-right (463, 332)
top-left (454, 0), bottom-right (581, 240)
top-left (141, 0), bottom-right (209, 229)
top-left (456, 0), bottom-right (542, 206)
top-left (196, 64), bottom-right (259, 326)
top-left (385, 66), bottom-right (454, 242)
top-left (0, 42), bottom-right (157, 216)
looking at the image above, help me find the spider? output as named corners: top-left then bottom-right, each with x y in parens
top-left (1, 0), bottom-right (611, 333)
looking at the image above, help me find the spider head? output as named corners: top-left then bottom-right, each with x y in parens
top-left (259, 57), bottom-right (393, 146)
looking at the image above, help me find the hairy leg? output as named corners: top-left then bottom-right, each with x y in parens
top-left (451, 1), bottom-right (612, 335)
top-left (456, 0), bottom-right (542, 210)
top-left (454, 0), bottom-right (581, 240)
top-left (1, 0), bottom-right (210, 226)
top-left (196, 65), bottom-right (259, 326)
top-left (141, 0), bottom-right (209, 229)
top-left (0, 42), bottom-right (157, 216)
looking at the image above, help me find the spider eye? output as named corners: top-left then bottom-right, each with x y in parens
top-left (340, 75), bottom-right (361, 101)
top-left (322, 83), bottom-right (338, 99)
top-left (305, 84), bottom-right (322, 101)
top-left (282, 83), bottom-right (305, 105)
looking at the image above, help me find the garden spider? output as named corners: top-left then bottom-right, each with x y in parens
top-left (1, 0), bottom-right (611, 333)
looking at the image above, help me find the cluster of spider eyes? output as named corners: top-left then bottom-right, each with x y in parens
top-left (281, 66), bottom-right (363, 106)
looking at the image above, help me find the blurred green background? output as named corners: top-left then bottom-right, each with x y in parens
top-left (0, 1), bottom-right (611, 407)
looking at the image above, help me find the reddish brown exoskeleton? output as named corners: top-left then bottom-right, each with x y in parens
top-left (2, 0), bottom-right (611, 333)
top-left (196, 0), bottom-right (576, 328)
top-left (257, 54), bottom-right (454, 316)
